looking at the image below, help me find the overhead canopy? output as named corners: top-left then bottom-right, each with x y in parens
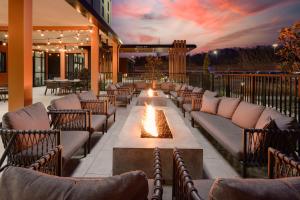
top-left (120, 44), bottom-right (197, 53)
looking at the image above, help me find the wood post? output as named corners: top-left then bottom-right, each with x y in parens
top-left (60, 51), bottom-right (65, 79)
top-left (91, 26), bottom-right (99, 94)
top-left (112, 42), bottom-right (119, 83)
top-left (8, 0), bottom-right (33, 111)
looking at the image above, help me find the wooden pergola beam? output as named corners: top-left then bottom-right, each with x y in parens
top-left (0, 26), bottom-right (92, 31)
top-left (33, 42), bottom-right (91, 46)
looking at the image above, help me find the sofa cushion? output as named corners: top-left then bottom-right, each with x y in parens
top-left (194, 179), bottom-right (215, 200)
top-left (2, 103), bottom-right (50, 151)
top-left (50, 94), bottom-right (82, 110)
top-left (107, 84), bottom-right (117, 90)
top-left (61, 131), bottom-right (89, 162)
top-left (192, 87), bottom-right (203, 93)
top-left (255, 107), bottom-right (298, 130)
top-left (2, 102), bottom-right (50, 130)
top-left (232, 101), bottom-right (265, 129)
top-left (0, 167), bottom-right (149, 200)
top-left (209, 177), bottom-right (300, 200)
top-left (77, 91), bottom-right (97, 101)
top-left (183, 104), bottom-right (193, 112)
top-left (191, 111), bottom-right (243, 159)
top-left (200, 96), bottom-right (220, 115)
top-left (135, 82), bottom-right (148, 90)
top-left (107, 106), bottom-right (117, 116)
top-left (161, 82), bottom-right (172, 90)
top-left (170, 91), bottom-right (178, 98)
top-left (203, 90), bottom-right (218, 97)
top-left (187, 85), bottom-right (194, 91)
top-left (91, 115), bottom-right (106, 132)
top-left (217, 97), bottom-right (241, 119)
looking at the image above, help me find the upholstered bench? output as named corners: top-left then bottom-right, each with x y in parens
top-left (191, 95), bottom-right (300, 176)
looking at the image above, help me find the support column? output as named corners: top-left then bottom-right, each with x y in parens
top-left (91, 26), bottom-right (99, 94)
top-left (8, 0), bottom-right (32, 111)
top-left (84, 49), bottom-right (88, 69)
top-left (60, 51), bottom-right (65, 79)
top-left (112, 42), bottom-right (119, 84)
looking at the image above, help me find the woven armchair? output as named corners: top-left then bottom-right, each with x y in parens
top-left (181, 92), bottom-right (203, 117)
top-left (150, 148), bottom-right (164, 200)
top-left (107, 87), bottom-right (132, 106)
top-left (268, 147), bottom-right (300, 178)
top-left (173, 148), bottom-right (203, 200)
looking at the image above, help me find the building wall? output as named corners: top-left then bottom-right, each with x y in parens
top-left (84, 0), bottom-right (112, 25)
top-left (0, 46), bottom-right (8, 86)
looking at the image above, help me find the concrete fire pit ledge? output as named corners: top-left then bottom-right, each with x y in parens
top-left (113, 106), bottom-right (203, 183)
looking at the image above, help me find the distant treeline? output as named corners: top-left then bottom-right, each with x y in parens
top-left (131, 45), bottom-right (280, 72)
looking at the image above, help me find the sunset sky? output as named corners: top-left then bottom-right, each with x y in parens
top-left (112, 0), bottom-right (300, 54)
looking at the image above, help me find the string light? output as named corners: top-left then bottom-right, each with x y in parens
top-left (2, 42), bottom-right (7, 46)
top-left (47, 39), bottom-right (50, 45)
top-left (41, 31), bottom-right (45, 37)
top-left (59, 39), bottom-right (62, 44)
top-left (37, 46), bottom-right (41, 49)
top-left (60, 31), bottom-right (64, 37)
top-left (77, 31), bottom-right (80, 37)
top-left (4, 34), bottom-right (8, 38)
top-left (86, 37), bottom-right (89, 41)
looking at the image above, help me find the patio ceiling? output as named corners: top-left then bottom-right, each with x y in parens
top-left (0, 0), bottom-right (116, 52)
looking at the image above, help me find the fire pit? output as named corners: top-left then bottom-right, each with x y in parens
top-left (147, 88), bottom-right (158, 97)
top-left (141, 104), bottom-right (173, 138)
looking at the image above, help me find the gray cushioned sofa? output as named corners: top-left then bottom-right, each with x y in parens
top-left (191, 95), bottom-right (300, 176)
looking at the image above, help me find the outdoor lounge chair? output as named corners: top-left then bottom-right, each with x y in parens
top-left (48, 94), bottom-right (107, 152)
top-left (0, 102), bottom-right (90, 172)
top-left (173, 148), bottom-right (300, 200)
top-left (106, 84), bottom-right (132, 107)
top-left (0, 145), bottom-right (163, 200)
top-left (78, 91), bottom-right (117, 131)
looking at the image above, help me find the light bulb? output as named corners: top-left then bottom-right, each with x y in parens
top-left (4, 34), bottom-right (8, 38)
top-left (41, 32), bottom-right (45, 37)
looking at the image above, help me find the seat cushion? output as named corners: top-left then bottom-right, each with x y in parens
top-left (91, 115), bottom-right (106, 132)
top-left (107, 84), bottom-right (117, 90)
top-left (170, 91), bottom-right (178, 98)
top-left (177, 97), bottom-right (183, 105)
top-left (2, 102), bottom-right (50, 151)
top-left (232, 101), bottom-right (265, 129)
top-left (116, 95), bottom-right (130, 103)
top-left (161, 82), bottom-right (172, 90)
top-left (107, 106), bottom-right (117, 116)
top-left (217, 97), bottom-right (241, 119)
top-left (174, 84), bottom-right (182, 91)
top-left (209, 177), bottom-right (300, 200)
top-left (191, 111), bottom-right (243, 159)
top-left (203, 90), bottom-right (218, 97)
top-left (61, 131), bottom-right (89, 162)
top-left (194, 179), bottom-right (215, 200)
top-left (50, 94), bottom-right (82, 110)
top-left (200, 96), bottom-right (220, 115)
top-left (135, 82), bottom-right (148, 90)
top-left (0, 167), bottom-right (149, 200)
top-left (183, 104), bottom-right (193, 112)
top-left (77, 91), bottom-right (97, 101)
top-left (255, 107), bottom-right (298, 130)
top-left (192, 87), bottom-right (203, 93)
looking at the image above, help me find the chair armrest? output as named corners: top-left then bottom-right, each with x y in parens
top-left (98, 94), bottom-right (116, 106)
top-left (243, 129), bottom-right (300, 166)
top-left (116, 88), bottom-right (130, 95)
top-left (150, 148), bottom-right (163, 200)
top-left (80, 100), bottom-right (107, 115)
top-left (48, 110), bottom-right (91, 131)
top-left (0, 129), bottom-right (61, 171)
top-left (191, 97), bottom-right (202, 111)
top-left (29, 145), bottom-right (63, 176)
top-left (173, 148), bottom-right (203, 200)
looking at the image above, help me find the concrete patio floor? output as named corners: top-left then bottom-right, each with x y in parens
top-left (0, 87), bottom-right (239, 199)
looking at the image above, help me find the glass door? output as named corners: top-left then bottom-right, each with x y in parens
top-left (33, 51), bottom-right (46, 87)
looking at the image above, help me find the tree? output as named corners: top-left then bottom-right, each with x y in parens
top-left (145, 56), bottom-right (163, 81)
top-left (277, 21), bottom-right (300, 72)
top-left (203, 53), bottom-right (210, 71)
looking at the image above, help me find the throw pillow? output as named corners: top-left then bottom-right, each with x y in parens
top-left (200, 95), bottom-right (220, 115)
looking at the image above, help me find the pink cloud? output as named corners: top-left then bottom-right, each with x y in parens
top-left (112, 0), bottom-right (155, 18)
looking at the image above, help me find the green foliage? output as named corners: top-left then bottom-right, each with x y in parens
top-left (277, 21), bottom-right (300, 72)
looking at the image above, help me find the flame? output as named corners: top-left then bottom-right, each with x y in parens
top-left (142, 104), bottom-right (158, 137)
top-left (147, 88), bottom-right (154, 97)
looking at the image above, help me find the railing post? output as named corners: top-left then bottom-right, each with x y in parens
top-left (226, 75), bottom-right (230, 97)
top-left (211, 73), bottom-right (214, 91)
top-left (251, 76), bottom-right (256, 104)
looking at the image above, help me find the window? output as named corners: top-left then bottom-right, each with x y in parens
top-left (107, 1), bottom-right (110, 11)
top-left (66, 53), bottom-right (85, 79)
top-left (33, 51), bottom-right (46, 86)
top-left (101, 6), bottom-right (104, 17)
top-left (107, 13), bottom-right (110, 24)
top-left (0, 52), bottom-right (7, 73)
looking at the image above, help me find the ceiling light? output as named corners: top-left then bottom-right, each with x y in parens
top-left (37, 46), bottom-right (41, 49)
top-left (47, 39), bottom-right (50, 45)
top-left (3, 42), bottom-right (7, 46)
top-left (60, 32), bottom-right (64, 37)
top-left (41, 32), bottom-right (45, 37)
top-left (4, 34), bottom-right (8, 38)
top-left (77, 32), bottom-right (80, 37)
top-left (86, 37), bottom-right (89, 41)
top-left (80, 42), bottom-right (84, 45)
top-left (59, 39), bottom-right (62, 44)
